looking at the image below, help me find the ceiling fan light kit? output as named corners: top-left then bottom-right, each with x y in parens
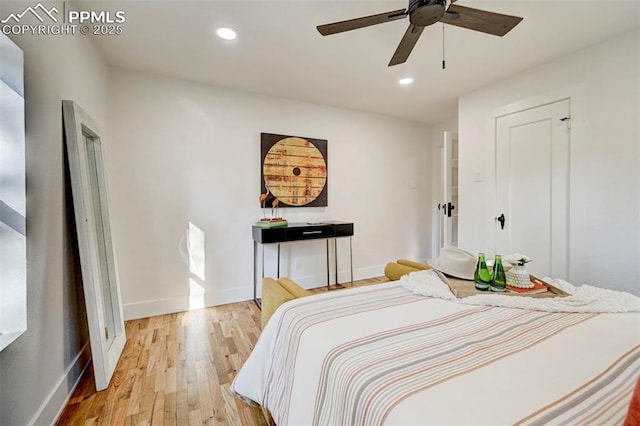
top-left (317, 0), bottom-right (523, 67)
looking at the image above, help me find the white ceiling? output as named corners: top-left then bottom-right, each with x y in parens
top-left (86, 0), bottom-right (640, 124)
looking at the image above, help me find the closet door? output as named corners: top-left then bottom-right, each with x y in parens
top-left (495, 99), bottom-right (570, 279)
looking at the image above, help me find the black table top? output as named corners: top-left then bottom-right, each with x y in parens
top-left (252, 221), bottom-right (354, 243)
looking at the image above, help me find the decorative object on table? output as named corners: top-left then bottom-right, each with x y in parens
top-left (473, 252), bottom-right (492, 291)
top-left (490, 255), bottom-right (507, 292)
top-left (427, 246), bottom-right (476, 280)
top-left (260, 133), bottom-right (327, 208)
top-left (271, 198), bottom-right (280, 219)
top-left (257, 185), bottom-right (287, 227)
top-left (505, 253), bottom-right (533, 288)
top-left (259, 186), bottom-right (271, 219)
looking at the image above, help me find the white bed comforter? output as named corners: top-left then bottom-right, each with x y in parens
top-left (232, 280), bottom-right (640, 425)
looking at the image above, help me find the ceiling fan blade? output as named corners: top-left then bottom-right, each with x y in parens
top-left (388, 24), bottom-right (425, 66)
top-left (442, 4), bottom-right (523, 37)
top-left (317, 8), bottom-right (407, 36)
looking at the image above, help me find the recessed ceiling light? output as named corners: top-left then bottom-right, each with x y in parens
top-left (216, 27), bottom-right (237, 40)
top-left (398, 77), bottom-right (414, 85)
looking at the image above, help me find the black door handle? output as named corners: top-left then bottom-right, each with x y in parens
top-left (496, 213), bottom-right (505, 230)
top-left (447, 202), bottom-right (455, 218)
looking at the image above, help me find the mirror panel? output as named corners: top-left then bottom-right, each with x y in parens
top-left (62, 100), bottom-right (125, 390)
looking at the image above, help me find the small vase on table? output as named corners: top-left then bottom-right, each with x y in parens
top-left (505, 254), bottom-right (533, 289)
top-left (506, 264), bottom-right (533, 288)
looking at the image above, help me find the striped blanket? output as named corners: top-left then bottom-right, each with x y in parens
top-left (232, 282), bottom-right (640, 425)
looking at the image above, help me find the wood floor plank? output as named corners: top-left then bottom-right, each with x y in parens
top-left (150, 391), bottom-right (165, 426)
top-left (162, 391), bottom-right (177, 426)
top-left (98, 397), bottom-right (115, 425)
top-left (220, 384), bottom-right (241, 426)
top-left (111, 399), bottom-right (130, 426)
top-left (84, 417), bottom-right (99, 425)
top-left (188, 408), bottom-right (201, 426)
top-left (125, 369), bottom-right (145, 416)
top-left (56, 276), bottom-right (388, 425)
top-left (175, 389), bottom-right (189, 425)
top-left (197, 377), bottom-right (215, 421)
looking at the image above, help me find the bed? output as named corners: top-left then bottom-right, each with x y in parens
top-left (232, 272), bottom-right (640, 425)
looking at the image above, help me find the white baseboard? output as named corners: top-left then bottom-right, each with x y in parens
top-left (123, 297), bottom-right (192, 321)
top-left (29, 341), bottom-right (91, 426)
top-left (123, 265), bottom-right (390, 320)
top-left (123, 287), bottom-right (249, 320)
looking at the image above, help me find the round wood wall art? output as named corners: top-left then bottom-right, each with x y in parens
top-left (261, 133), bottom-right (328, 207)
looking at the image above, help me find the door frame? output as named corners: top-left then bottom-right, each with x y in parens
top-left (442, 131), bottom-right (458, 248)
top-left (431, 137), bottom-right (444, 257)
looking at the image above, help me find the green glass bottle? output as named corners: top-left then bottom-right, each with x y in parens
top-left (474, 252), bottom-right (491, 291)
top-left (490, 255), bottom-right (507, 292)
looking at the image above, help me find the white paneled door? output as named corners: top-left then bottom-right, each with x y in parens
top-left (496, 99), bottom-right (571, 279)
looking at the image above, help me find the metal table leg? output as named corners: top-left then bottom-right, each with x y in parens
top-left (350, 236), bottom-right (354, 286)
top-left (277, 243), bottom-right (280, 278)
top-left (254, 240), bottom-right (261, 309)
top-left (334, 238), bottom-right (343, 288)
top-left (326, 239), bottom-right (330, 291)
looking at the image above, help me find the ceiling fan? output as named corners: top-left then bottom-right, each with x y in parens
top-left (317, 0), bottom-right (523, 66)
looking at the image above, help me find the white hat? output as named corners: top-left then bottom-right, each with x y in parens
top-left (427, 246), bottom-right (476, 280)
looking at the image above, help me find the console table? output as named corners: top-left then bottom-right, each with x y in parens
top-left (252, 221), bottom-right (354, 308)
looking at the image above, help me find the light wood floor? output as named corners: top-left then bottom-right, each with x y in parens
top-left (57, 276), bottom-right (388, 425)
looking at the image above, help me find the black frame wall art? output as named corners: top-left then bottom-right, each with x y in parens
top-left (260, 133), bottom-right (328, 208)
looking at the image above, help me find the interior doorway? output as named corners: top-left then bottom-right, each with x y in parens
top-left (437, 131), bottom-right (459, 253)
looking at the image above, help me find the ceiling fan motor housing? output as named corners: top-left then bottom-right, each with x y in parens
top-left (408, 0), bottom-right (449, 27)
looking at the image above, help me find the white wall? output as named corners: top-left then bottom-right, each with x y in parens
top-left (107, 68), bottom-right (433, 319)
top-left (458, 29), bottom-right (640, 295)
top-left (0, 2), bottom-right (108, 424)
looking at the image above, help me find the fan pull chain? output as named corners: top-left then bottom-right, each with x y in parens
top-left (442, 24), bottom-right (446, 70)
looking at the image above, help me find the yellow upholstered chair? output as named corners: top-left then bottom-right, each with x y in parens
top-left (261, 277), bottom-right (311, 328)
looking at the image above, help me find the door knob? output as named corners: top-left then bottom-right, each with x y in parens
top-left (447, 202), bottom-right (455, 218)
top-left (496, 213), bottom-right (505, 230)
